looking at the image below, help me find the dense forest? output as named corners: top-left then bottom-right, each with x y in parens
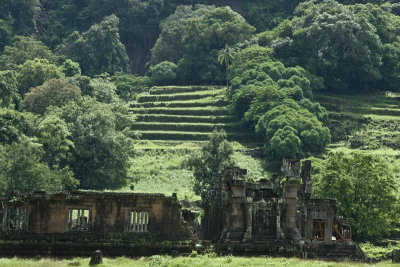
top-left (0, 0), bottom-right (399, 244)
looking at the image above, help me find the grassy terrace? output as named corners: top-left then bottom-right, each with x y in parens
top-left (137, 91), bottom-right (224, 102)
top-left (136, 131), bottom-right (258, 142)
top-left (130, 107), bottom-right (230, 116)
top-left (149, 85), bottom-right (222, 94)
top-left (130, 98), bottom-right (228, 108)
top-left (315, 91), bottom-right (400, 152)
top-left (130, 86), bottom-right (260, 146)
top-left (132, 122), bottom-right (243, 132)
top-left (134, 114), bottom-right (237, 123)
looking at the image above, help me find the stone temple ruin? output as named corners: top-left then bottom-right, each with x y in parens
top-left (201, 159), bottom-right (365, 259)
top-left (0, 159), bottom-right (365, 259)
top-left (0, 192), bottom-right (196, 256)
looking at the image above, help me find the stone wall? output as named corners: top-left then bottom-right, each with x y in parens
top-left (0, 191), bottom-right (195, 242)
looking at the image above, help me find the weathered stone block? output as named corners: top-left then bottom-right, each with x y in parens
top-left (89, 250), bottom-right (103, 266)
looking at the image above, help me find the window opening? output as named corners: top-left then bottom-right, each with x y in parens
top-left (68, 209), bottom-right (90, 231)
top-left (128, 210), bottom-right (149, 232)
top-left (312, 219), bottom-right (325, 241)
top-left (5, 207), bottom-right (27, 231)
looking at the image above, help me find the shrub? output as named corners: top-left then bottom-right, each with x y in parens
top-left (150, 61), bottom-right (177, 85)
top-left (22, 79), bottom-right (81, 115)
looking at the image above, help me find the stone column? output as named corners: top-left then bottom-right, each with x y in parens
top-left (324, 218), bottom-right (333, 244)
top-left (283, 179), bottom-right (301, 240)
top-left (242, 198), bottom-right (253, 242)
top-left (276, 199), bottom-right (284, 239)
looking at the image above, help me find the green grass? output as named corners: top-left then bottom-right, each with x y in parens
top-left (360, 242), bottom-right (400, 260)
top-left (130, 97), bottom-right (228, 108)
top-left (316, 91), bottom-right (400, 150)
top-left (150, 85), bottom-right (225, 94)
top-left (132, 140), bottom-right (261, 150)
top-left (119, 150), bottom-right (266, 201)
top-left (137, 89), bottom-right (225, 102)
top-left (130, 107), bottom-right (231, 116)
top-left (134, 114), bottom-right (237, 123)
top-left (131, 122), bottom-right (243, 132)
top-left (0, 256), bottom-right (396, 267)
top-left (136, 131), bottom-right (260, 142)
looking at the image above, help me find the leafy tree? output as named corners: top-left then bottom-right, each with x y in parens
top-left (0, 0), bottom-right (40, 36)
top-left (228, 46), bottom-right (323, 124)
top-left (0, 70), bottom-right (18, 107)
top-left (148, 5), bottom-right (214, 68)
top-left (0, 36), bottom-right (60, 71)
top-left (227, 45), bottom-right (329, 166)
top-left (268, 126), bottom-right (303, 160)
top-left (261, 0), bottom-right (384, 92)
top-left (186, 129), bottom-right (234, 194)
top-left (37, 0), bottom-right (90, 48)
top-left (90, 78), bottom-right (119, 103)
top-left (16, 58), bottom-right (64, 96)
top-left (21, 79), bottom-right (81, 115)
top-left (0, 108), bottom-right (37, 145)
top-left (256, 101), bottom-right (330, 165)
top-left (0, 19), bottom-right (11, 52)
top-left (111, 72), bottom-right (152, 102)
top-left (0, 137), bottom-right (78, 197)
top-left (149, 5), bottom-right (255, 84)
top-left (149, 61), bottom-right (177, 85)
top-left (218, 44), bottom-right (236, 85)
top-left (218, 45), bottom-right (236, 69)
top-left (62, 59), bottom-right (81, 77)
top-left (67, 75), bottom-right (93, 97)
top-left (313, 152), bottom-right (399, 241)
top-left (37, 115), bottom-right (74, 169)
top-left (49, 97), bottom-right (133, 190)
top-left (58, 14), bottom-right (129, 76)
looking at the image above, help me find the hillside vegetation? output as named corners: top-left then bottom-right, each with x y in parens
top-left (130, 86), bottom-right (261, 147)
top-left (0, 0), bottom-right (400, 248)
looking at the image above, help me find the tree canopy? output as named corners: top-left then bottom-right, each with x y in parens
top-left (185, 129), bottom-right (234, 194)
top-left (21, 79), bottom-right (81, 115)
top-left (58, 15), bottom-right (129, 76)
top-left (312, 152), bottom-right (399, 241)
top-left (259, 0), bottom-right (400, 92)
top-left (149, 5), bottom-right (255, 84)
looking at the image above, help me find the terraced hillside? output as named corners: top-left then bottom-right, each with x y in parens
top-left (129, 86), bottom-right (261, 147)
top-left (315, 92), bottom-right (400, 155)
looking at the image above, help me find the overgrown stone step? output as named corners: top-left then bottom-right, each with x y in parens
top-left (134, 114), bottom-right (238, 123)
top-left (130, 99), bottom-right (228, 108)
top-left (150, 86), bottom-right (225, 95)
top-left (129, 107), bottom-right (231, 116)
top-left (137, 131), bottom-right (261, 142)
top-left (137, 90), bottom-right (223, 103)
top-left (131, 122), bottom-right (243, 132)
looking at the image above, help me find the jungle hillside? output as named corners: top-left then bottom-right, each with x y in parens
top-left (0, 0), bottom-right (400, 263)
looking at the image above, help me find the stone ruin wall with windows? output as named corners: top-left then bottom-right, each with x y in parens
top-left (0, 192), bottom-right (196, 257)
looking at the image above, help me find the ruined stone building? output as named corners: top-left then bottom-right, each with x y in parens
top-left (0, 192), bottom-right (196, 256)
top-left (0, 160), bottom-right (365, 259)
top-left (201, 159), bottom-right (364, 259)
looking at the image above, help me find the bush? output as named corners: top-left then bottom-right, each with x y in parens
top-left (22, 79), bottom-right (81, 115)
top-left (150, 61), bottom-right (177, 85)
